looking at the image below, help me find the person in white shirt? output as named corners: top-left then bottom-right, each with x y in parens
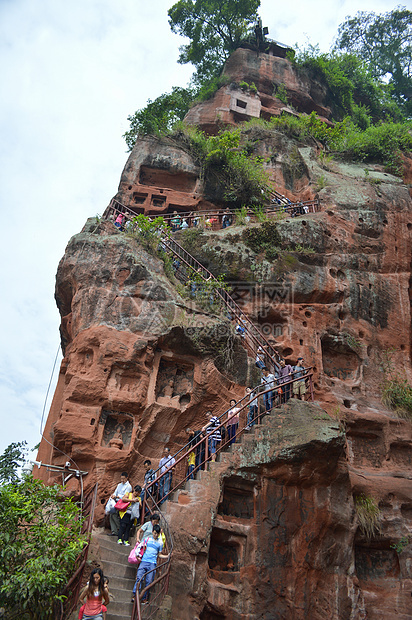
top-left (261, 367), bottom-right (276, 412)
top-left (108, 471), bottom-right (132, 536)
top-left (158, 447), bottom-right (176, 504)
top-left (246, 387), bottom-right (258, 427)
top-left (255, 346), bottom-right (265, 369)
top-left (227, 399), bottom-right (241, 444)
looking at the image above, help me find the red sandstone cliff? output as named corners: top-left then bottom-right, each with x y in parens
top-left (36, 48), bottom-right (412, 619)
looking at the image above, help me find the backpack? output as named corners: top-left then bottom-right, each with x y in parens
top-left (128, 537), bottom-right (149, 565)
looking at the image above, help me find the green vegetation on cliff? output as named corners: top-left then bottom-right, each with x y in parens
top-left (333, 7), bottom-right (412, 116)
top-left (168, 0), bottom-right (260, 84)
top-left (263, 113), bottom-right (412, 175)
top-left (354, 494), bottom-right (381, 538)
top-left (380, 351), bottom-right (412, 420)
top-left (0, 444), bottom-right (86, 619)
top-left (171, 123), bottom-right (271, 207)
top-left (124, 5), bottom-right (411, 177)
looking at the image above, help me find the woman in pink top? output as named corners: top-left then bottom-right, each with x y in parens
top-left (114, 213), bottom-right (125, 230)
top-left (79, 568), bottom-right (109, 620)
top-left (227, 399), bottom-right (240, 445)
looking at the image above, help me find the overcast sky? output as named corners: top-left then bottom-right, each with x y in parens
top-left (0, 0), bottom-right (400, 458)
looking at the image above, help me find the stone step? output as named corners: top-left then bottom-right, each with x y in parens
top-left (105, 575), bottom-right (136, 592)
top-left (217, 451), bottom-right (232, 464)
top-left (99, 557), bottom-right (137, 579)
top-left (239, 433), bottom-right (257, 445)
top-left (186, 478), bottom-right (203, 492)
top-left (105, 598), bottom-right (134, 617)
top-left (110, 585), bottom-right (136, 605)
top-left (194, 468), bottom-right (210, 482)
top-left (98, 536), bottom-right (135, 554)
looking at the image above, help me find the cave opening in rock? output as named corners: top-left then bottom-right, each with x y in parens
top-left (100, 410), bottom-right (133, 449)
top-left (139, 165), bottom-right (197, 192)
top-left (208, 528), bottom-right (242, 572)
top-left (355, 544), bottom-right (399, 582)
top-left (199, 605), bottom-right (226, 620)
top-left (321, 334), bottom-right (360, 382)
top-left (218, 477), bottom-right (255, 519)
top-left (155, 358), bottom-right (194, 402)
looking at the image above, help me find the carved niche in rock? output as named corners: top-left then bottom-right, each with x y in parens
top-left (100, 410), bottom-right (133, 450)
top-left (321, 332), bottom-right (361, 382)
top-left (208, 527), bottom-right (247, 575)
top-left (155, 357), bottom-right (194, 408)
top-left (107, 363), bottom-right (141, 394)
top-left (218, 476), bottom-right (255, 520)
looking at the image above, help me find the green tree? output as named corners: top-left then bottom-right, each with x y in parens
top-left (123, 86), bottom-right (194, 150)
top-left (334, 7), bottom-right (412, 114)
top-left (0, 441), bottom-right (28, 484)
top-left (0, 447), bottom-right (86, 619)
top-left (293, 45), bottom-right (404, 123)
top-left (168, 0), bottom-right (260, 84)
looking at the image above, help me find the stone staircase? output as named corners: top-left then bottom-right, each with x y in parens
top-left (163, 414), bottom-right (271, 511)
top-left (94, 404), bottom-right (331, 619)
top-left (93, 532), bottom-right (173, 620)
top-left (93, 532), bottom-right (136, 620)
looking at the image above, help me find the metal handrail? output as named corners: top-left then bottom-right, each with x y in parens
top-left (141, 370), bottom-right (314, 514)
top-left (56, 482), bottom-right (99, 620)
top-left (105, 199), bottom-right (283, 374)
top-left (161, 234), bottom-right (281, 370)
top-left (103, 196), bottom-right (320, 228)
top-left (131, 493), bottom-right (173, 619)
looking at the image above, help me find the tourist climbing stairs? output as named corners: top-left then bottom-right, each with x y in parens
top-left (93, 510), bottom-right (173, 620)
top-left (104, 199), bottom-right (283, 376)
top-left (142, 373), bottom-right (314, 518)
top-left (93, 531), bottom-right (136, 620)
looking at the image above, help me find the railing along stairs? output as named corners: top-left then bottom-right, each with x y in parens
top-left (131, 498), bottom-right (173, 620)
top-left (104, 199), bottom-right (282, 375)
top-left (104, 194), bottom-right (320, 231)
top-left (141, 370), bottom-right (314, 522)
top-left (134, 377), bottom-right (314, 616)
top-left (55, 483), bottom-right (98, 620)
top-left (102, 198), bottom-right (315, 619)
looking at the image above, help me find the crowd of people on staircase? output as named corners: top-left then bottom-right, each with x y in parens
top-left (108, 192), bottom-right (313, 235)
top-left (86, 198), bottom-right (313, 616)
top-left (81, 348), bottom-right (309, 616)
top-left (79, 468), bottom-right (173, 617)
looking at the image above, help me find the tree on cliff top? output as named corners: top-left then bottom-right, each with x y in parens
top-left (168, 0), bottom-right (260, 84)
top-left (333, 7), bottom-right (412, 115)
top-left (123, 86), bottom-right (194, 150)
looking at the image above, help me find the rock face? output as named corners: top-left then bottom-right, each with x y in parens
top-left (37, 219), bottom-right (249, 524)
top-left (113, 135), bottom-right (204, 217)
top-left (166, 400), bottom-right (357, 620)
top-left (36, 47), bottom-right (412, 619)
top-left (184, 47), bottom-right (332, 134)
top-left (166, 401), bottom-right (412, 619)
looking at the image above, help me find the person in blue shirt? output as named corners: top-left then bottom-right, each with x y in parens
top-left (131, 524), bottom-right (169, 604)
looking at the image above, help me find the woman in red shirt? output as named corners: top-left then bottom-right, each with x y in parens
top-left (79, 568), bottom-right (109, 620)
